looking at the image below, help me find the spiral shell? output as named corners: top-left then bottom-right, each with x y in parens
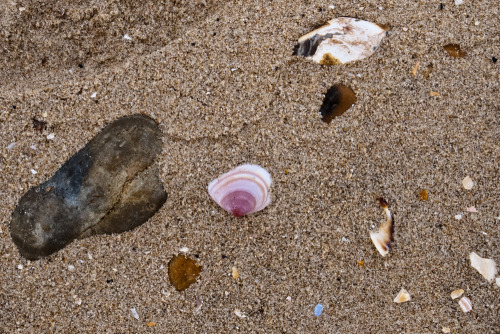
top-left (208, 164), bottom-right (272, 217)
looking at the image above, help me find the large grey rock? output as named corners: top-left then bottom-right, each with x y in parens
top-left (10, 114), bottom-right (167, 260)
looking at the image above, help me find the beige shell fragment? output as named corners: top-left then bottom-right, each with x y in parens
top-left (293, 17), bottom-right (389, 65)
top-left (231, 266), bottom-right (240, 279)
top-left (458, 296), bottom-right (472, 313)
top-left (462, 176), bottom-right (474, 190)
top-left (450, 289), bottom-right (464, 299)
top-left (393, 288), bottom-right (411, 303)
top-left (370, 198), bottom-right (393, 256)
top-left (442, 327), bottom-right (451, 333)
top-left (496, 277), bottom-right (500, 287)
top-left (469, 252), bottom-right (497, 282)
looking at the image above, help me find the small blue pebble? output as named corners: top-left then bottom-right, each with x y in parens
top-left (314, 303), bottom-right (323, 316)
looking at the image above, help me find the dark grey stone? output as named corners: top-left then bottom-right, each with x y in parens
top-left (10, 114), bottom-right (167, 260)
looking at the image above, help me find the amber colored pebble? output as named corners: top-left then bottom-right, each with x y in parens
top-left (419, 189), bottom-right (428, 201)
top-left (443, 44), bottom-right (467, 58)
top-left (168, 255), bottom-right (202, 291)
top-left (357, 260), bottom-right (364, 267)
top-left (147, 322), bottom-right (156, 327)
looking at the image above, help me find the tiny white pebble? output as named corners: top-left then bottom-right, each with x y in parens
top-left (42, 112), bottom-right (48, 117)
top-left (359, 7), bottom-right (364, 10)
top-left (7, 142), bottom-right (15, 149)
top-left (30, 145), bottom-right (37, 150)
top-left (69, 69), bottom-right (73, 74)
top-left (286, 296), bottom-right (292, 302)
top-left (378, 6), bottom-right (383, 10)
top-left (75, 298), bottom-right (82, 305)
top-left (455, 214), bottom-right (462, 220)
top-left (328, 5), bottom-right (335, 9)
top-left (474, 20), bottom-right (480, 26)
top-left (88, 253), bottom-right (93, 260)
top-left (179, 247), bottom-right (189, 253)
top-left (231, 68), bottom-right (238, 72)
top-left (90, 92), bottom-right (97, 98)
top-left (341, 237), bottom-right (348, 242)
top-left (455, 0), bottom-right (464, 5)
top-left (113, 268), bottom-right (118, 272)
top-left (234, 309), bottom-right (247, 318)
top-left (402, 27), bottom-right (408, 31)
top-left (47, 133), bottom-right (55, 140)
top-left (68, 265), bottom-right (75, 271)
top-left (123, 34), bottom-right (132, 40)
top-left (130, 307), bottom-right (139, 319)
top-left (30, 169), bottom-right (37, 175)
top-left (17, 264), bottom-right (23, 270)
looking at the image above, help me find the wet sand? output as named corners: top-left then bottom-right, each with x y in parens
top-left (0, 0), bottom-right (499, 332)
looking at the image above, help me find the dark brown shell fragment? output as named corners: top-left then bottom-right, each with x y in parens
top-left (319, 85), bottom-right (357, 123)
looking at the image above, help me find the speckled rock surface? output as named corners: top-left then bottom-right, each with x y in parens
top-left (10, 115), bottom-right (167, 260)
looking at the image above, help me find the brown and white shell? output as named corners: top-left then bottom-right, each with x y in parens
top-left (370, 198), bottom-right (394, 256)
top-left (293, 17), bottom-right (389, 65)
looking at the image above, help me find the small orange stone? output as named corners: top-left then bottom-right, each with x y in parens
top-left (357, 260), bottom-right (364, 267)
top-left (419, 189), bottom-right (428, 201)
top-left (168, 254), bottom-right (202, 291)
top-left (147, 321), bottom-right (156, 327)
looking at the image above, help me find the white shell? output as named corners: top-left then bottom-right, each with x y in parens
top-left (208, 164), bottom-right (272, 217)
top-left (458, 296), bottom-right (472, 313)
top-left (393, 288), bottom-right (411, 303)
top-left (469, 252), bottom-right (497, 282)
top-left (450, 289), bottom-right (464, 299)
top-left (294, 17), bottom-right (389, 65)
top-left (370, 199), bottom-right (393, 256)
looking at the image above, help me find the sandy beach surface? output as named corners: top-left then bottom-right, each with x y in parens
top-left (0, 0), bottom-right (499, 332)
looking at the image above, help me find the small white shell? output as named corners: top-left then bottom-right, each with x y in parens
top-left (469, 252), bottom-right (497, 282)
top-left (458, 296), bottom-right (472, 313)
top-left (393, 288), bottom-right (411, 303)
top-left (208, 164), bottom-right (272, 217)
top-left (294, 17), bottom-right (389, 65)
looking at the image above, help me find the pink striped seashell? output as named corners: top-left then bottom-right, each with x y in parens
top-left (208, 165), bottom-right (272, 217)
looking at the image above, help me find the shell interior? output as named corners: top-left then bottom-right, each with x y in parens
top-left (208, 165), bottom-right (272, 217)
top-left (294, 17), bottom-right (389, 65)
